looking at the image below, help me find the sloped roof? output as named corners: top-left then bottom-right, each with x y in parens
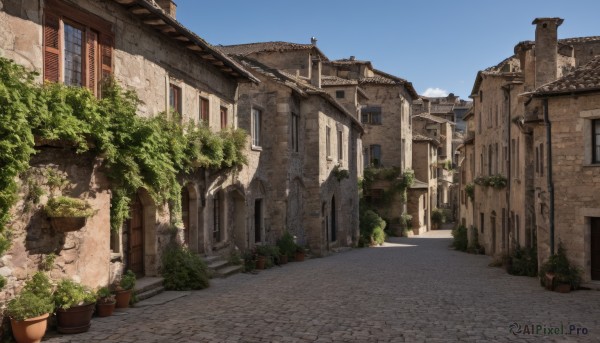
top-left (532, 55), bottom-right (600, 96)
top-left (431, 104), bottom-right (454, 114)
top-left (413, 113), bottom-right (455, 125)
top-left (233, 56), bottom-right (363, 133)
top-left (218, 41), bottom-right (329, 60)
top-left (413, 133), bottom-right (440, 146)
top-left (112, 0), bottom-right (258, 83)
top-left (322, 75), bottom-right (358, 86)
top-left (410, 179), bottom-right (429, 189)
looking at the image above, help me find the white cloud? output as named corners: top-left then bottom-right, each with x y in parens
top-left (422, 87), bottom-right (449, 97)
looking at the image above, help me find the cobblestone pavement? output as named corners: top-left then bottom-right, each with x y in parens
top-left (46, 230), bottom-right (600, 342)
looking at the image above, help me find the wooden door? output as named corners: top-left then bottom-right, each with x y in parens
top-left (592, 218), bottom-right (600, 280)
top-left (128, 195), bottom-right (144, 277)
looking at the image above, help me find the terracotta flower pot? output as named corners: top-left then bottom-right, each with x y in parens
top-left (554, 283), bottom-right (571, 293)
top-left (96, 301), bottom-right (116, 317)
top-left (256, 255), bottom-right (266, 270)
top-left (295, 251), bottom-right (305, 262)
top-left (56, 302), bottom-right (95, 334)
top-left (115, 289), bottom-right (132, 308)
top-left (10, 313), bottom-right (49, 343)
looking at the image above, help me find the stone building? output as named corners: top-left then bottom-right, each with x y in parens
top-left (0, 0), bottom-right (261, 296)
top-left (456, 108), bottom-right (476, 229)
top-left (410, 133), bottom-right (440, 233)
top-left (230, 55), bottom-right (363, 256)
top-left (459, 17), bottom-right (600, 282)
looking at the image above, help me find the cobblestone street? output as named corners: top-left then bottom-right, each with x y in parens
top-left (47, 230), bottom-right (600, 342)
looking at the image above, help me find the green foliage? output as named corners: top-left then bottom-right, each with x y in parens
top-left (359, 210), bottom-right (386, 247)
top-left (40, 253), bottom-right (56, 271)
top-left (54, 279), bottom-right (96, 310)
top-left (452, 225), bottom-right (468, 251)
top-left (256, 245), bottom-right (280, 259)
top-left (161, 244), bottom-right (210, 290)
top-left (0, 275), bottom-right (5, 289)
top-left (26, 179), bottom-right (44, 205)
top-left (507, 246), bottom-right (538, 277)
top-left (363, 167), bottom-right (415, 205)
top-left (431, 208), bottom-right (444, 227)
top-left (0, 58), bottom-right (37, 256)
top-left (118, 270), bottom-right (136, 291)
top-left (474, 174), bottom-right (507, 189)
top-left (228, 250), bottom-right (243, 266)
top-left (277, 231), bottom-right (297, 258)
top-left (96, 286), bottom-right (111, 299)
top-left (243, 252), bottom-right (256, 272)
top-left (44, 196), bottom-right (95, 217)
top-left (22, 271), bottom-right (53, 299)
top-left (332, 164), bottom-right (350, 181)
top-left (6, 292), bottom-right (54, 321)
top-left (539, 243), bottom-right (581, 289)
top-left (467, 226), bottom-right (485, 254)
top-left (465, 183), bottom-right (475, 200)
top-left (442, 160), bottom-right (453, 171)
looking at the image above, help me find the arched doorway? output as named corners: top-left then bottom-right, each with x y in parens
top-left (128, 194), bottom-right (144, 277)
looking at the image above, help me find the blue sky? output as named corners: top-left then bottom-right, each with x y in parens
top-left (175, 0), bottom-right (600, 99)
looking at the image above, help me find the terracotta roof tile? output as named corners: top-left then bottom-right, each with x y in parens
top-left (218, 41), bottom-right (329, 60)
top-left (533, 55), bottom-right (600, 96)
top-left (322, 76), bottom-right (358, 86)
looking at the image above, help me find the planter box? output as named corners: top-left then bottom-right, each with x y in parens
top-left (56, 302), bottom-right (95, 334)
top-left (49, 217), bottom-right (87, 232)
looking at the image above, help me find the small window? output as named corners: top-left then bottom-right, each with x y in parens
top-left (252, 108), bottom-right (261, 147)
top-left (291, 113), bottom-right (299, 152)
top-left (220, 106), bottom-right (228, 129)
top-left (361, 106), bottom-right (382, 125)
top-left (337, 130), bottom-right (343, 161)
top-left (169, 84), bottom-right (181, 114)
top-left (63, 22), bottom-right (84, 87)
top-left (593, 119), bottom-right (600, 163)
top-left (336, 90), bottom-right (345, 99)
top-left (199, 97), bottom-right (209, 123)
top-left (370, 144), bottom-right (381, 167)
top-left (326, 126), bottom-right (331, 158)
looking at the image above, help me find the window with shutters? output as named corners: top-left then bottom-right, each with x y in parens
top-left (199, 97), bottom-right (209, 123)
top-left (43, 0), bottom-right (113, 97)
top-left (220, 107), bottom-right (228, 129)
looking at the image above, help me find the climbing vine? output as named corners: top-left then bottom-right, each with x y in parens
top-left (0, 57), bottom-right (248, 247)
top-left (363, 167), bottom-right (415, 204)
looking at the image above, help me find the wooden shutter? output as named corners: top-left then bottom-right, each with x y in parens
top-left (43, 12), bottom-right (61, 83)
top-left (99, 34), bottom-right (113, 78)
top-left (86, 29), bottom-right (98, 95)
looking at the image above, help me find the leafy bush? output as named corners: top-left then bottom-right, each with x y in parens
top-left (465, 183), bottom-right (475, 200)
top-left (539, 243), bottom-right (581, 289)
top-left (22, 272), bottom-right (53, 299)
top-left (277, 231), bottom-right (297, 258)
top-left (359, 210), bottom-right (386, 246)
top-left (161, 245), bottom-right (209, 290)
top-left (6, 292), bottom-right (55, 321)
top-left (474, 174), bottom-right (507, 189)
top-left (507, 246), bottom-right (538, 277)
top-left (452, 225), bottom-right (468, 252)
top-left (243, 252), bottom-right (256, 272)
top-left (118, 270), bottom-right (136, 290)
top-left (431, 208), bottom-right (444, 228)
top-left (44, 196), bottom-right (95, 217)
top-left (54, 279), bottom-right (97, 310)
top-left (96, 286), bottom-right (115, 304)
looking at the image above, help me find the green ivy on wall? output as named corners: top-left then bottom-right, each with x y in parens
top-left (0, 57), bottom-right (248, 259)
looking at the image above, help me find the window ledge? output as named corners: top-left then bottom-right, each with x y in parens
top-left (251, 146), bottom-right (263, 152)
top-left (583, 163), bottom-right (600, 168)
top-left (110, 253), bottom-right (122, 263)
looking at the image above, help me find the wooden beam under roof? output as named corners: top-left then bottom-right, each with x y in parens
top-left (161, 26), bottom-right (176, 33)
top-left (187, 44), bottom-right (203, 51)
top-left (115, 0), bottom-right (136, 4)
top-left (201, 54), bottom-right (216, 60)
top-left (131, 7), bottom-right (151, 14)
top-left (174, 35), bottom-right (189, 41)
top-left (144, 18), bottom-right (167, 25)
top-left (212, 61), bottom-right (225, 66)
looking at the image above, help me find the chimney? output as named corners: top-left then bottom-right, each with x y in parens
top-left (349, 56), bottom-right (355, 61)
top-left (532, 17), bottom-right (563, 87)
top-left (311, 37), bottom-right (317, 45)
top-left (155, 0), bottom-right (177, 18)
top-left (311, 57), bottom-right (322, 88)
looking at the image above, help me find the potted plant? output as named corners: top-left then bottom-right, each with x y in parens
top-left (53, 279), bottom-right (97, 334)
top-left (5, 272), bottom-right (54, 343)
top-left (295, 246), bottom-right (306, 262)
top-left (95, 286), bottom-right (116, 317)
top-left (114, 270), bottom-right (136, 308)
top-left (254, 245), bottom-right (269, 270)
top-left (45, 196), bottom-right (95, 232)
top-left (277, 231), bottom-right (297, 265)
top-left (539, 243), bottom-right (581, 293)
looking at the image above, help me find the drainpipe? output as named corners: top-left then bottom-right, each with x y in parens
top-left (542, 99), bottom-right (555, 255)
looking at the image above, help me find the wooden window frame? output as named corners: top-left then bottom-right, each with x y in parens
top-left (220, 106), bottom-right (228, 129)
top-left (593, 119), bottom-right (600, 164)
top-left (43, 0), bottom-right (113, 97)
top-left (169, 84), bottom-right (182, 115)
top-left (199, 97), bottom-right (209, 124)
top-left (252, 108), bottom-right (262, 148)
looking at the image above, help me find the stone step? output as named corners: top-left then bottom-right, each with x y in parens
top-left (207, 259), bottom-right (228, 270)
top-left (214, 264), bottom-right (243, 278)
top-left (134, 277), bottom-right (164, 295)
top-left (201, 255), bottom-right (221, 264)
top-left (136, 286), bottom-right (165, 302)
